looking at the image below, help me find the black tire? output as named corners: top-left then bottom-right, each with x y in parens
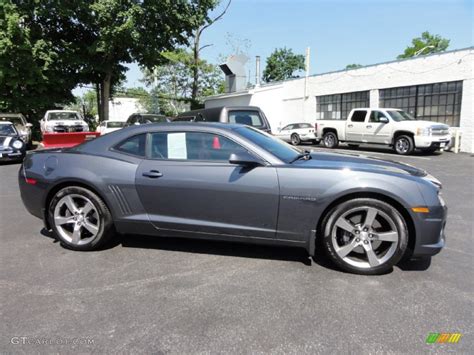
top-left (347, 144), bottom-right (360, 148)
top-left (323, 131), bottom-right (339, 148)
top-left (48, 186), bottom-right (114, 251)
top-left (290, 133), bottom-right (301, 146)
top-left (394, 135), bottom-right (414, 155)
top-left (321, 198), bottom-right (408, 275)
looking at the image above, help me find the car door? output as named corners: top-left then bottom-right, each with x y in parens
top-left (277, 124), bottom-right (293, 141)
top-left (135, 130), bottom-right (280, 239)
top-left (345, 110), bottom-right (368, 142)
top-left (364, 110), bottom-right (392, 144)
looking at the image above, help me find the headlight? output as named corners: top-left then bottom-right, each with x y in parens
top-left (416, 127), bottom-right (431, 136)
top-left (12, 140), bottom-right (24, 149)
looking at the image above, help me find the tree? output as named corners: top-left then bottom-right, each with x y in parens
top-left (262, 48), bottom-right (305, 83)
top-left (190, 0), bottom-right (231, 108)
top-left (9, 1), bottom-right (218, 121)
top-left (397, 31), bottom-right (450, 59)
top-left (0, 2), bottom-right (77, 122)
top-left (142, 50), bottom-right (224, 116)
top-left (346, 64), bottom-right (363, 69)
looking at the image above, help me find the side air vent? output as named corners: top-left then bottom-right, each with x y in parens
top-left (108, 185), bottom-right (132, 215)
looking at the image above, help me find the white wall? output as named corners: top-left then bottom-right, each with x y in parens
top-left (108, 97), bottom-right (146, 122)
top-left (205, 48), bottom-right (474, 152)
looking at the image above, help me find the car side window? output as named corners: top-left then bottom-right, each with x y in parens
top-left (150, 132), bottom-right (247, 162)
top-left (114, 134), bottom-right (146, 157)
top-left (369, 111), bottom-right (386, 123)
top-left (351, 110), bottom-right (368, 122)
top-left (282, 124), bottom-right (293, 130)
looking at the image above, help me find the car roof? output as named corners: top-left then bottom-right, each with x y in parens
top-left (0, 121), bottom-right (14, 125)
top-left (46, 110), bottom-right (79, 113)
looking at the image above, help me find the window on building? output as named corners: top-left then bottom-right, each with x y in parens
top-left (316, 91), bottom-right (369, 120)
top-left (380, 81), bottom-right (462, 126)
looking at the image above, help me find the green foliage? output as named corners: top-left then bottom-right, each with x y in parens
top-left (397, 31), bottom-right (450, 59)
top-left (0, 1), bottom-right (218, 121)
top-left (262, 48), bottom-right (305, 83)
top-left (0, 1), bottom-right (76, 124)
top-left (142, 49), bottom-right (224, 116)
top-left (346, 64), bottom-right (363, 69)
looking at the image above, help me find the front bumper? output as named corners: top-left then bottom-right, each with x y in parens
top-left (414, 135), bottom-right (451, 149)
top-left (411, 203), bottom-right (447, 257)
top-left (0, 149), bottom-right (24, 161)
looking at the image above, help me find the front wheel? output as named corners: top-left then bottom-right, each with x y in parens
top-left (48, 186), bottom-right (114, 251)
top-left (394, 135), bottom-right (414, 155)
top-left (321, 198), bottom-right (408, 275)
top-left (323, 132), bottom-right (339, 148)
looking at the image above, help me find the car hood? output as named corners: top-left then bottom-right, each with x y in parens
top-left (396, 120), bottom-right (449, 129)
top-left (294, 151), bottom-right (427, 177)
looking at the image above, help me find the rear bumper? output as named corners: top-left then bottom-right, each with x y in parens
top-left (411, 204), bottom-right (447, 257)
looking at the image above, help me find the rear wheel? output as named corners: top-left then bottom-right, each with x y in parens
top-left (291, 133), bottom-right (301, 146)
top-left (321, 198), bottom-right (408, 275)
top-left (394, 135), bottom-right (414, 155)
top-left (48, 186), bottom-right (114, 251)
top-left (323, 131), bottom-right (339, 148)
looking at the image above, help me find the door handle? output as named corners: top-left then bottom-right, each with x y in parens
top-left (142, 170), bottom-right (163, 178)
top-left (366, 125), bottom-right (372, 129)
top-left (347, 124), bottom-right (353, 128)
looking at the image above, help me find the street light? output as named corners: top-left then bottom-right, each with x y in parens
top-left (414, 45), bottom-right (435, 56)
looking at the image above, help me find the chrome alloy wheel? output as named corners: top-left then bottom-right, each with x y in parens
top-left (395, 137), bottom-right (410, 154)
top-left (331, 206), bottom-right (399, 269)
top-left (324, 134), bottom-right (335, 147)
top-left (53, 194), bottom-right (100, 246)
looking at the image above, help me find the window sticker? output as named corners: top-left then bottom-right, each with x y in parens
top-left (168, 133), bottom-right (187, 159)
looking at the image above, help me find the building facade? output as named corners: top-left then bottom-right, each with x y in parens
top-left (205, 47), bottom-right (473, 153)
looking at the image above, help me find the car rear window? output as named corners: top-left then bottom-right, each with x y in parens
top-left (228, 111), bottom-right (264, 128)
top-left (114, 134), bottom-right (146, 157)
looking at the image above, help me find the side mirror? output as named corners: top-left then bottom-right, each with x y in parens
top-left (229, 152), bottom-right (264, 167)
top-left (379, 117), bottom-right (389, 124)
top-left (25, 123), bottom-right (33, 128)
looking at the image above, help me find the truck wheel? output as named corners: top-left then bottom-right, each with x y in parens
top-left (323, 132), bottom-right (339, 148)
top-left (291, 133), bottom-right (301, 146)
top-left (394, 135), bottom-right (414, 155)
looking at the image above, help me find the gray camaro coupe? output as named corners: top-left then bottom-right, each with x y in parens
top-left (19, 123), bottom-right (446, 274)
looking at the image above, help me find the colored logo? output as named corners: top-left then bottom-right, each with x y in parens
top-left (426, 333), bottom-right (462, 344)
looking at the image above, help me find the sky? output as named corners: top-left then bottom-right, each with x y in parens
top-left (79, 0), bottom-right (473, 93)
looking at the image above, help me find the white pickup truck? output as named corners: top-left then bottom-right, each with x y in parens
top-left (316, 108), bottom-right (451, 155)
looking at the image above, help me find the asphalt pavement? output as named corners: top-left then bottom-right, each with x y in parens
top-left (1, 146), bottom-right (473, 353)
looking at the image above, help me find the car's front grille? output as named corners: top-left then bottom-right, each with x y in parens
top-left (431, 126), bottom-right (450, 136)
top-left (53, 125), bottom-right (84, 133)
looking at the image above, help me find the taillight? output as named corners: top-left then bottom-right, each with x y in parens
top-left (25, 177), bottom-right (37, 185)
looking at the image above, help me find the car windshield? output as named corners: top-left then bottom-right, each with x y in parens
top-left (0, 124), bottom-right (17, 136)
top-left (142, 115), bottom-right (167, 123)
top-left (107, 121), bottom-right (125, 128)
top-left (387, 110), bottom-right (416, 122)
top-left (48, 112), bottom-right (80, 121)
top-left (235, 126), bottom-right (301, 163)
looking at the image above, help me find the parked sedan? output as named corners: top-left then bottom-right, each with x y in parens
top-left (275, 122), bottom-right (318, 145)
top-left (96, 120), bottom-right (125, 135)
top-left (19, 123), bottom-right (446, 274)
top-left (0, 122), bottom-right (27, 162)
